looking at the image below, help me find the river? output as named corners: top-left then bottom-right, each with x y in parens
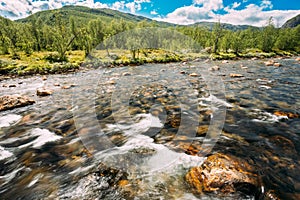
top-left (0, 57), bottom-right (299, 199)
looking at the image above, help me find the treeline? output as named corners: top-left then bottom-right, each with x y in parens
top-left (0, 13), bottom-right (300, 62)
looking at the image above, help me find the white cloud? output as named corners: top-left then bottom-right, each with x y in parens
top-left (125, 2), bottom-right (136, 13)
top-left (155, 5), bottom-right (216, 25)
top-left (232, 2), bottom-right (241, 9)
top-left (155, 1), bottom-right (300, 27)
top-left (261, 0), bottom-right (273, 9)
top-left (112, 1), bottom-right (125, 10)
top-left (0, 0), bottom-right (151, 19)
top-left (193, 0), bottom-right (223, 11)
top-left (150, 10), bottom-right (157, 15)
top-left (221, 3), bottom-right (299, 27)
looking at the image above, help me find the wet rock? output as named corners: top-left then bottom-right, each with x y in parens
top-left (196, 125), bottom-right (209, 136)
top-left (9, 84), bottom-right (17, 88)
top-left (274, 111), bottom-right (299, 119)
top-left (240, 64), bottom-right (248, 69)
top-left (230, 73), bottom-right (244, 78)
top-left (222, 60), bottom-right (229, 64)
top-left (269, 135), bottom-right (296, 155)
top-left (122, 72), bottom-right (131, 76)
top-left (264, 60), bottom-right (275, 66)
top-left (108, 80), bottom-right (116, 85)
top-left (0, 95), bottom-right (35, 111)
top-left (42, 76), bottom-right (47, 81)
top-left (273, 62), bottom-right (281, 67)
top-left (189, 73), bottom-right (199, 77)
top-left (37, 88), bottom-right (53, 96)
top-left (170, 141), bottom-right (203, 156)
top-left (209, 66), bottom-right (220, 71)
top-left (61, 84), bottom-right (76, 89)
top-left (186, 153), bottom-right (259, 195)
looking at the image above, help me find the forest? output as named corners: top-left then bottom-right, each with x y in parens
top-left (0, 6), bottom-right (300, 75)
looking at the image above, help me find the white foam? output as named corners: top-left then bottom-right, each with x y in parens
top-left (27, 174), bottom-right (43, 188)
top-left (95, 113), bottom-right (206, 174)
top-left (107, 113), bottom-right (163, 137)
top-left (199, 94), bottom-right (233, 108)
top-left (259, 85), bottom-right (271, 89)
top-left (0, 146), bottom-right (13, 161)
top-left (0, 167), bottom-right (24, 186)
top-left (0, 114), bottom-right (22, 128)
top-left (18, 128), bottom-right (62, 149)
top-left (250, 109), bottom-right (288, 123)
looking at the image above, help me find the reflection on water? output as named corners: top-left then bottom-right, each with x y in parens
top-left (0, 58), bottom-right (299, 199)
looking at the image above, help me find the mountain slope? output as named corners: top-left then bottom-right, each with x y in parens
top-left (282, 14), bottom-right (300, 28)
top-left (16, 5), bottom-right (173, 27)
top-left (190, 21), bottom-right (259, 31)
top-left (15, 5), bottom-right (259, 31)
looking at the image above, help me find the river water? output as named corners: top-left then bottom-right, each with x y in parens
top-left (0, 58), bottom-right (299, 199)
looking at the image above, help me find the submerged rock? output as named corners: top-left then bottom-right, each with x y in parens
top-left (230, 73), bottom-right (244, 78)
top-left (273, 62), bottom-right (281, 67)
top-left (37, 88), bottom-right (53, 96)
top-left (186, 153), bottom-right (259, 196)
top-left (0, 95), bottom-right (35, 111)
top-left (265, 60), bottom-right (275, 66)
top-left (209, 66), bottom-right (220, 71)
top-left (189, 73), bottom-right (199, 77)
top-left (274, 111), bottom-right (299, 119)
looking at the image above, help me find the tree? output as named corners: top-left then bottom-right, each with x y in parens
top-left (211, 20), bottom-right (223, 53)
top-left (231, 31), bottom-right (246, 55)
top-left (260, 17), bottom-right (278, 52)
top-left (49, 13), bottom-right (78, 61)
top-left (221, 30), bottom-right (232, 53)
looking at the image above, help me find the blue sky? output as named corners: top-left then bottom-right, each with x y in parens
top-left (0, 0), bottom-right (299, 27)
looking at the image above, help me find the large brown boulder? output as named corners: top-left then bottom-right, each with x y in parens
top-left (186, 153), bottom-right (259, 196)
top-left (0, 95), bottom-right (35, 111)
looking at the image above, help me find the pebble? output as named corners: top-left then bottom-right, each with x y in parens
top-left (222, 60), bottom-right (229, 64)
top-left (122, 72), bottom-right (131, 76)
top-left (273, 62), bottom-right (281, 67)
top-left (230, 73), bottom-right (244, 78)
top-left (189, 73), bottom-right (198, 77)
top-left (209, 66), bottom-right (220, 71)
top-left (264, 60), bottom-right (275, 66)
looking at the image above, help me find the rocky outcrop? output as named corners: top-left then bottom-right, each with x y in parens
top-left (0, 95), bottom-right (35, 111)
top-left (186, 153), bottom-right (259, 196)
top-left (282, 14), bottom-right (300, 28)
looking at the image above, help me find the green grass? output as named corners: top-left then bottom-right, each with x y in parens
top-left (0, 48), bottom-right (298, 76)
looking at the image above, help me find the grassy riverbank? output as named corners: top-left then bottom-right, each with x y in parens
top-left (0, 49), bottom-right (298, 77)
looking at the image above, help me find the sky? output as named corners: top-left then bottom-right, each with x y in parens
top-left (0, 0), bottom-right (299, 27)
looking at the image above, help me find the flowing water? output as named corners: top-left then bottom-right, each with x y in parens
top-left (0, 58), bottom-right (299, 199)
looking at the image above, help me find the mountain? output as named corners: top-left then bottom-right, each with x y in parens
top-left (16, 5), bottom-right (173, 27)
top-left (15, 5), bottom-right (258, 31)
top-left (190, 21), bottom-right (259, 31)
top-left (282, 14), bottom-right (300, 28)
